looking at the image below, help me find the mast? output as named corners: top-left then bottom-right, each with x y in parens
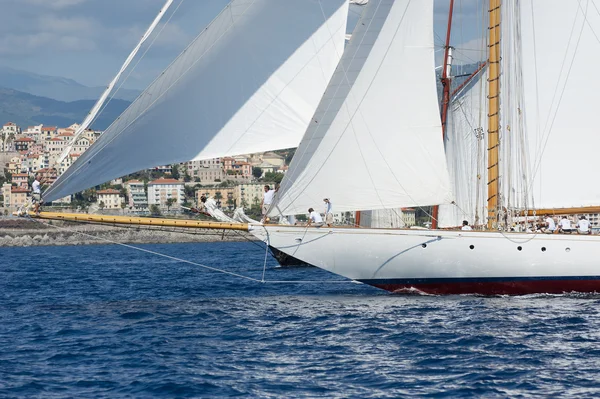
top-left (432, 0), bottom-right (455, 230)
top-left (487, 0), bottom-right (501, 230)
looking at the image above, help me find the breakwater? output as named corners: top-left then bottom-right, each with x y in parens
top-left (0, 218), bottom-right (253, 247)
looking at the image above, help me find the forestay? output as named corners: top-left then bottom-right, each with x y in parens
top-left (521, 1), bottom-right (600, 208)
top-left (270, 0), bottom-right (452, 217)
top-left (44, 0), bottom-right (348, 202)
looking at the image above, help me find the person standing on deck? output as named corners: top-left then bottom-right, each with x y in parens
top-left (261, 185), bottom-right (275, 223)
top-left (31, 174), bottom-right (43, 215)
top-left (461, 220), bottom-right (472, 231)
top-left (323, 198), bottom-right (333, 227)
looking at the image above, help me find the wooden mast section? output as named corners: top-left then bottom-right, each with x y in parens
top-left (487, 0), bottom-right (501, 230)
top-left (431, 0), bottom-right (455, 230)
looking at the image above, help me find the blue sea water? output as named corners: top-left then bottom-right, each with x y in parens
top-left (2, 242), bottom-right (600, 398)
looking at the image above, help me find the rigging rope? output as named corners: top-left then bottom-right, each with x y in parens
top-left (26, 216), bottom-right (355, 285)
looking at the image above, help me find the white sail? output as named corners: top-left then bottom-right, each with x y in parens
top-left (438, 69), bottom-right (488, 228)
top-left (359, 208), bottom-right (404, 228)
top-left (44, 0), bottom-right (348, 203)
top-left (57, 0), bottom-right (176, 165)
top-left (270, 0), bottom-right (452, 217)
top-left (521, 1), bottom-right (600, 208)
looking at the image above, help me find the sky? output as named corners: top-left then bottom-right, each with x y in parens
top-left (0, 0), bottom-right (487, 90)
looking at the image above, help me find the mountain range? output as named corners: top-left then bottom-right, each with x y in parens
top-left (0, 67), bottom-right (137, 130)
top-left (0, 66), bottom-right (140, 102)
top-left (0, 88), bottom-right (130, 131)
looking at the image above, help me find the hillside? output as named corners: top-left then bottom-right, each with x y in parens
top-left (0, 88), bottom-right (130, 130)
top-left (0, 66), bottom-right (140, 102)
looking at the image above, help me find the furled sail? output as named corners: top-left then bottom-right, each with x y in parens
top-left (438, 69), bottom-right (488, 228)
top-left (44, 0), bottom-right (348, 202)
top-left (270, 0), bottom-right (452, 217)
top-left (520, 0), bottom-right (600, 208)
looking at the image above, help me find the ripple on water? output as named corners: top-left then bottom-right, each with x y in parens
top-left (2, 242), bottom-right (600, 398)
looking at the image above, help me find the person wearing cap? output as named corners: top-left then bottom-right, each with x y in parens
top-left (307, 207), bottom-right (323, 227)
top-left (576, 215), bottom-right (591, 234)
top-left (323, 198), bottom-right (333, 227)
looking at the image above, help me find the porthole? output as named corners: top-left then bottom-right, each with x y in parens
top-left (541, 247), bottom-right (546, 252)
top-left (469, 245), bottom-right (474, 250)
top-left (517, 246), bottom-right (522, 251)
top-left (565, 247), bottom-right (571, 252)
top-left (422, 244), bottom-right (427, 248)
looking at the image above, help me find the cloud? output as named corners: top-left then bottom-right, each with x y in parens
top-left (17, 0), bottom-right (88, 9)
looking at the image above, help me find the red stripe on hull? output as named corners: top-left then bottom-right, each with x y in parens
top-left (371, 280), bottom-right (600, 296)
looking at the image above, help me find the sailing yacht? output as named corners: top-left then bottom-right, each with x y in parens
top-left (39, 0), bottom-right (600, 295)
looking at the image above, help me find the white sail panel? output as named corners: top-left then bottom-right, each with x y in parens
top-left (438, 70), bottom-right (488, 228)
top-left (521, 1), bottom-right (600, 208)
top-left (44, 0), bottom-right (348, 202)
top-left (270, 0), bottom-right (452, 217)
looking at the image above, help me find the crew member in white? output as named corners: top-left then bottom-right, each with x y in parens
top-left (261, 185), bottom-right (275, 222)
top-left (323, 198), bottom-right (333, 227)
top-left (558, 216), bottom-right (573, 233)
top-left (576, 216), bottom-right (591, 235)
top-left (543, 214), bottom-right (556, 234)
top-left (31, 174), bottom-right (43, 215)
top-left (461, 220), bottom-right (472, 231)
top-left (307, 207), bottom-right (323, 227)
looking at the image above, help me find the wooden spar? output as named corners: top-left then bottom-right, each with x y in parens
top-left (487, 0), bottom-right (501, 230)
top-left (432, 0), bottom-right (455, 230)
top-left (28, 211), bottom-right (250, 231)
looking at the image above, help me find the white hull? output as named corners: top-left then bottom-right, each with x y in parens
top-left (250, 225), bottom-right (600, 295)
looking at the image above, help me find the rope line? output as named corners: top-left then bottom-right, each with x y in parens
top-left (26, 216), bottom-right (355, 285)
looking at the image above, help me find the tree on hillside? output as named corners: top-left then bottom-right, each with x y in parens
top-left (171, 164), bottom-right (180, 180)
top-left (264, 172), bottom-right (283, 184)
top-left (150, 204), bottom-right (161, 216)
top-left (252, 167), bottom-right (262, 179)
top-left (285, 149), bottom-right (295, 165)
top-left (166, 197), bottom-right (176, 212)
top-left (120, 201), bottom-right (127, 214)
top-left (99, 201), bottom-right (105, 211)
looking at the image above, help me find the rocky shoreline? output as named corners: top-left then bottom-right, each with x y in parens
top-left (0, 218), bottom-right (254, 247)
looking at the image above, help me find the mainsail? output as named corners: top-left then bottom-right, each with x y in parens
top-left (44, 0), bottom-right (348, 203)
top-left (270, 0), bottom-right (452, 217)
top-left (520, 0), bottom-right (600, 209)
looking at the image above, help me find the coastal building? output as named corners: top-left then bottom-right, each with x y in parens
top-left (147, 178), bottom-right (184, 209)
top-left (37, 168), bottom-right (58, 185)
top-left (1, 183), bottom-right (11, 208)
top-left (234, 183), bottom-right (264, 209)
top-left (41, 126), bottom-right (58, 140)
top-left (97, 189), bottom-right (123, 209)
top-left (22, 124), bottom-right (43, 142)
top-left (9, 186), bottom-right (30, 208)
top-left (126, 180), bottom-right (148, 210)
top-left (14, 137), bottom-right (34, 152)
top-left (401, 208), bottom-right (416, 227)
top-left (262, 152), bottom-right (285, 167)
top-left (7, 156), bottom-right (22, 174)
top-left (12, 173), bottom-right (29, 189)
top-left (196, 187), bottom-right (235, 209)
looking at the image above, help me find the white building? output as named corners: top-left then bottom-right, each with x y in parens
top-left (126, 180), bottom-right (148, 209)
top-left (97, 189), bottom-right (123, 209)
top-left (147, 178), bottom-right (184, 209)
